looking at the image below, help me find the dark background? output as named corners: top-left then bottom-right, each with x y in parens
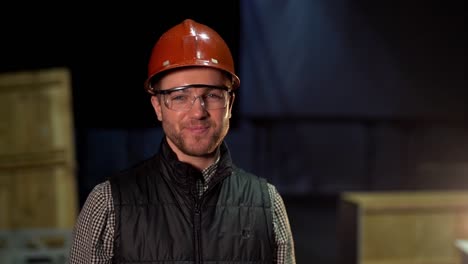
top-left (0, 2), bottom-right (241, 128)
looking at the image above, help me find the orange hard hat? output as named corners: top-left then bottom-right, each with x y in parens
top-left (144, 19), bottom-right (240, 94)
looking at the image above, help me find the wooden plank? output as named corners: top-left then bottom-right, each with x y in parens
top-left (342, 191), bottom-right (468, 210)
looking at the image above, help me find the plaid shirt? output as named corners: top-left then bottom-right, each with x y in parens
top-left (68, 161), bottom-right (295, 264)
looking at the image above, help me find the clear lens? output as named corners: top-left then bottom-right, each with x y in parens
top-left (163, 87), bottom-right (229, 112)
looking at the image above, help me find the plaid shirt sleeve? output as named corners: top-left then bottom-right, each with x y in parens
top-left (268, 183), bottom-right (296, 264)
top-left (68, 182), bottom-right (114, 264)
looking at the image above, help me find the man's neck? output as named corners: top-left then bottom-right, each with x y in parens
top-left (180, 153), bottom-right (218, 171)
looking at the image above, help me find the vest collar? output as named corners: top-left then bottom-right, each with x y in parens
top-left (158, 137), bottom-right (234, 196)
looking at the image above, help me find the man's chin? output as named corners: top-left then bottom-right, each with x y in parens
top-left (182, 140), bottom-right (217, 157)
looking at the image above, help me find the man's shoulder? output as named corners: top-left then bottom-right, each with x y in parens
top-left (232, 166), bottom-right (260, 179)
top-left (108, 154), bottom-right (160, 182)
top-left (232, 166), bottom-right (280, 196)
top-left (232, 166), bottom-right (278, 189)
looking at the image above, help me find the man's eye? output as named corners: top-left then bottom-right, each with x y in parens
top-left (171, 95), bottom-right (189, 101)
top-left (205, 93), bottom-right (223, 100)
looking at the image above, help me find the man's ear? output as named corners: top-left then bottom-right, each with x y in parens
top-left (228, 93), bottom-right (236, 119)
top-left (151, 96), bottom-right (163, 121)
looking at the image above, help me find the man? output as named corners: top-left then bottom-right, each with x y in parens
top-left (68, 19), bottom-right (295, 264)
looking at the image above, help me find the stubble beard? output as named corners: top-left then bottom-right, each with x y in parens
top-left (165, 121), bottom-right (229, 157)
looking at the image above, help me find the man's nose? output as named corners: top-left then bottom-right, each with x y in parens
top-left (189, 96), bottom-right (208, 115)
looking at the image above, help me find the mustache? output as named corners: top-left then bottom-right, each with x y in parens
top-left (184, 120), bottom-right (212, 128)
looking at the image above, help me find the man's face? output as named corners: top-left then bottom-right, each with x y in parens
top-left (151, 67), bottom-right (235, 158)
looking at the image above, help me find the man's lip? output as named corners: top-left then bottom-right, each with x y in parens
top-left (186, 126), bottom-right (209, 132)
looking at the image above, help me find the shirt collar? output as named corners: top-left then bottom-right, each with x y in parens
top-left (201, 147), bottom-right (220, 184)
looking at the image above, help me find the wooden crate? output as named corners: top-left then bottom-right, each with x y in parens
top-left (338, 191), bottom-right (468, 264)
top-left (0, 68), bottom-right (78, 229)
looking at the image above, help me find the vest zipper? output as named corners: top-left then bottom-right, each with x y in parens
top-left (194, 201), bottom-right (202, 264)
top-left (193, 171), bottom-right (231, 263)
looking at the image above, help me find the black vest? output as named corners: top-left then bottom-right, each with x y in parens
top-left (110, 139), bottom-right (274, 263)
